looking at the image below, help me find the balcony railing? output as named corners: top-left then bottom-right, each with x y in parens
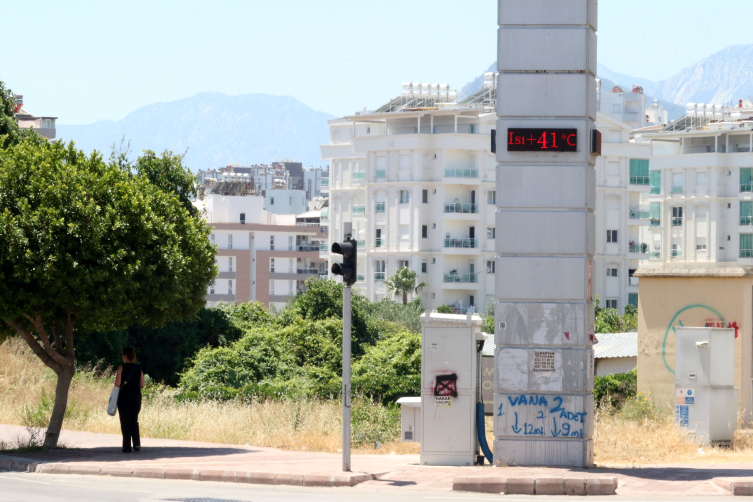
top-left (297, 268), bottom-right (320, 275)
top-left (374, 202), bottom-right (385, 213)
top-left (629, 208), bottom-right (649, 219)
top-left (443, 273), bottom-right (478, 283)
top-left (445, 168), bottom-right (478, 178)
top-left (650, 186), bottom-right (661, 195)
top-left (357, 274), bottom-right (365, 283)
top-left (297, 245), bottom-right (319, 252)
top-left (650, 251), bottom-right (661, 259)
top-left (629, 244), bottom-right (648, 253)
top-left (741, 216), bottom-right (753, 226)
top-left (741, 183), bottom-right (752, 193)
top-left (352, 205), bottom-right (366, 215)
top-left (376, 170), bottom-right (386, 179)
top-left (630, 176), bottom-right (649, 185)
top-left (444, 238), bottom-right (477, 248)
top-left (296, 222), bottom-right (321, 226)
top-left (375, 238), bottom-right (383, 248)
top-left (356, 239), bottom-right (365, 248)
top-left (671, 249), bottom-right (682, 258)
top-left (320, 242), bottom-right (328, 252)
top-left (320, 211), bottom-right (328, 220)
top-left (352, 172), bottom-right (366, 180)
top-left (672, 185), bottom-right (683, 194)
top-left (741, 249), bottom-right (753, 258)
top-left (650, 219), bottom-right (661, 227)
top-left (444, 203), bottom-right (478, 214)
top-left (671, 218), bottom-right (683, 227)
top-left (374, 272), bottom-right (385, 282)
top-left (320, 179), bottom-right (329, 186)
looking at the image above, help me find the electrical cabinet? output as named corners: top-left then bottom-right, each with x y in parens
top-left (397, 397), bottom-right (421, 442)
top-left (675, 327), bottom-right (738, 445)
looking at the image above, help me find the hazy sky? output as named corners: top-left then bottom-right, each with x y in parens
top-left (2, 0), bottom-right (749, 125)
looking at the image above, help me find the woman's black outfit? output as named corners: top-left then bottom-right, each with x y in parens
top-left (117, 362), bottom-right (142, 452)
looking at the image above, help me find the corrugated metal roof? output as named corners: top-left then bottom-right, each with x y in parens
top-left (594, 332), bottom-right (637, 359)
top-left (482, 335), bottom-right (495, 356)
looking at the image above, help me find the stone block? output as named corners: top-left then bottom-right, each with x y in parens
top-left (164, 468), bottom-right (198, 480)
top-left (199, 469), bottom-right (236, 482)
top-left (535, 477), bottom-right (564, 495)
top-left (586, 477), bottom-right (617, 495)
top-left (101, 465), bottom-right (133, 477)
top-left (564, 477), bottom-right (587, 495)
top-left (506, 477), bottom-right (536, 494)
top-left (453, 476), bottom-right (507, 494)
top-left (68, 464), bottom-right (101, 476)
top-left (133, 467), bottom-right (165, 479)
top-left (237, 471), bottom-right (277, 485)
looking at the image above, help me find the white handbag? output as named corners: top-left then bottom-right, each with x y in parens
top-left (107, 387), bottom-right (119, 416)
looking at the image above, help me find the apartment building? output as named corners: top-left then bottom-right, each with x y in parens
top-left (321, 79), bottom-right (497, 313)
top-left (597, 81), bottom-right (648, 130)
top-left (196, 187), bottom-right (328, 311)
top-left (634, 101), bottom-right (753, 421)
top-left (13, 94), bottom-right (56, 140)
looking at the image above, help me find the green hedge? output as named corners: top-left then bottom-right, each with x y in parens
top-left (593, 368), bottom-right (637, 408)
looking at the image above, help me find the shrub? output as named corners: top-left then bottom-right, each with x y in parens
top-left (619, 391), bottom-right (662, 421)
top-left (436, 305), bottom-right (454, 314)
top-left (594, 368), bottom-right (637, 409)
top-left (353, 331), bottom-right (421, 405)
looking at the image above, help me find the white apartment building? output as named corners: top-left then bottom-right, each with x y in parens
top-left (195, 188), bottom-right (328, 311)
top-left (321, 79), bottom-right (498, 313)
top-left (597, 81), bottom-right (648, 130)
top-left (643, 102), bottom-right (753, 266)
top-left (594, 112), bottom-right (652, 311)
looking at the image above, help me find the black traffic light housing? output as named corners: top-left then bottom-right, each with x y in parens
top-left (331, 238), bottom-right (357, 286)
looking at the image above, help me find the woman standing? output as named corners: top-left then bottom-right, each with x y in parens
top-left (114, 347), bottom-right (145, 453)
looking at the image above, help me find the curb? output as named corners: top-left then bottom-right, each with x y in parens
top-left (713, 477), bottom-right (753, 496)
top-left (453, 476), bottom-right (618, 496)
top-left (0, 456), bottom-right (384, 488)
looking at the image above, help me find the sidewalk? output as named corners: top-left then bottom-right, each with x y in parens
top-left (1, 424), bottom-right (752, 495)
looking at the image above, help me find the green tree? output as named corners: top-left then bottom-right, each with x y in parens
top-left (594, 296), bottom-right (637, 333)
top-left (0, 138), bottom-right (216, 449)
top-left (383, 267), bottom-right (427, 305)
top-left (134, 149), bottom-right (198, 216)
top-left (353, 330), bottom-right (421, 405)
top-left (0, 80), bottom-right (44, 150)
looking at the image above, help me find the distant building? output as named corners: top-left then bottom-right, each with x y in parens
top-left (12, 95), bottom-right (56, 140)
top-left (593, 332), bottom-right (637, 377)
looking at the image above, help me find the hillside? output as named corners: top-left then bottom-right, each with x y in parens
top-left (57, 93), bottom-right (334, 170)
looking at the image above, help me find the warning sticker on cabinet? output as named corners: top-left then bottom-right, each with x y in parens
top-left (675, 405), bottom-right (689, 427)
top-left (435, 396), bottom-right (452, 407)
top-left (676, 388), bottom-right (695, 405)
top-left (533, 351), bottom-right (555, 371)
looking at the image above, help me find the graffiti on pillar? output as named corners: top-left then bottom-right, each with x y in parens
top-left (434, 373), bottom-right (458, 397)
top-left (496, 394), bottom-right (587, 438)
top-left (661, 304), bottom-right (738, 375)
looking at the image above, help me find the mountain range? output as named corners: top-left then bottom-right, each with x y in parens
top-left (57, 44), bottom-right (753, 170)
top-left (57, 93), bottom-right (334, 170)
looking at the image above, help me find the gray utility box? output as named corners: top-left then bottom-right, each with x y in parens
top-left (396, 397), bottom-right (421, 442)
top-left (675, 327), bottom-right (738, 445)
top-left (419, 312), bottom-right (484, 466)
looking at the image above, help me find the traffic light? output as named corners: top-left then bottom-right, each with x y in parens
top-left (331, 238), bottom-right (357, 286)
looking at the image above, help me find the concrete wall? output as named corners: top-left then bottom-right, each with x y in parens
top-left (595, 356), bottom-right (636, 377)
top-left (635, 273), bottom-right (753, 422)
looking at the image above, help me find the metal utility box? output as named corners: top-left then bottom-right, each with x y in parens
top-left (419, 312), bottom-right (484, 466)
top-left (675, 327), bottom-right (738, 445)
top-left (397, 397), bottom-right (421, 442)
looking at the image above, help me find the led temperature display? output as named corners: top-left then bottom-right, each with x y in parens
top-left (507, 128), bottom-right (577, 152)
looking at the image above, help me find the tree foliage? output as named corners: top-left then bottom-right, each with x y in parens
top-left (383, 267), bottom-right (427, 305)
top-left (353, 330), bottom-right (421, 405)
top-left (594, 368), bottom-right (637, 409)
top-left (0, 138), bottom-right (216, 448)
top-left (595, 296), bottom-right (637, 333)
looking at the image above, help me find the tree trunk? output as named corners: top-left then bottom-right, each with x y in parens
top-left (402, 291), bottom-right (408, 305)
top-left (44, 362), bottom-right (75, 450)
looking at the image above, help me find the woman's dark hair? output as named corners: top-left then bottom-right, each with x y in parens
top-left (123, 347), bottom-right (137, 363)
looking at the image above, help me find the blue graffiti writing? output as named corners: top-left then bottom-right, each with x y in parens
top-left (549, 396), bottom-right (564, 414)
top-left (497, 403), bottom-right (504, 417)
top-left (558, 410), bottom-right (587, 423)
top-left (512, 412), bottom-right (521, 433)
top-left (551, 418), bottom-right (584, 438)
top-left (508, 395), bottom-right (549, 407)
top-left (536, 411), bottom-right (545, 419)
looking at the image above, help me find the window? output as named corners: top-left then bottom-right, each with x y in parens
top-left (270, 236), bottom-right (274, 250)
top-left (288, 236), bottom-right (294, 251)
top-left (271, 197), bottom-right (274, 205)
top-left (288, 258), bottom-right (294, 273)
top-left (288, 281), bottom-right (293, 296)
top-left (422, 190), bottom-right (428, 203)
top-left (486, 260), bottom-right (495, 274)
top-left (269, 280), bottom-right (275, 295)
top-left (741, 201), bottom-right (753, 225)
top-left (210, 233), bottom-right (215, 243)
top-left (671, 244), bottom-right (681, 258)
top-left (375, 202), bottom-right (385, 213)
top-left (421, 262), bottom-right (427, 273)
top-left (696, 244), bottom-right (707, 250)
top-left (228, 234), bottom-right (233, 249)
top-left (742, 168), bottom-right (752, 192)
top-left (209, 282), bottom-right (215, 295)
top-left (375, 260), bottom-right (385, 281)
top-left (228, 257), bottom-right (233, 272)
top-left (270, 258), bottom-right (275, 273)
top-left (487, 227), bottom-right (496, 239)
top-left (629, 159), bottom-right (649, 185)
top-left (606, 268), bottom-right (618, 277)
top-left (650, 202), bottom-right (661, 226)
top-left (628, 294), bottom-right (638, 308)
top-left (672, 173), bottom-right (684, 194)
top-left (487, 191), bottom-right (496, 205)
top-left (399, 190), bottom-right (410, 204)
top-left (398, 260), bottom-right (409, 270)
top-left (607, 230), bottom-right (618, 243)
top-left (742, 234), bottom-right (753, 257)
top-left (606, 299), bottom-right (618, 309)
top-left (422, 225), bottom-right (428, 238)
top-left (228, 280), bottom-right (233, 295)
top-left (375, 229), bottom-right (382, 247)
top-left (672, 207), bottom-right (683, 226)
top-left (240, 213), bottom-right (246, 224)
top-left (649, 171), bottom-right (661, 195)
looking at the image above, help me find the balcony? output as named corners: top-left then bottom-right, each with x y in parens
top-left (671, 249), bottom-right (682, 258)
top-left (319, 242), bottom-right (328, 253)
top-left (374, 272), bottom-right (385, 282)
top-left (444, 238), bottom-right (477, 249)
top-left (445, 168), bottom-right (478, 178)
top-left (629, 208), bottom-right (649, 220)
top-left (320, 179), bottom-right (329, 187)
top-left (672, 186), bottom-right (683, 194)
top-left (741, 250), bottom-right (753, 258)
top-left (296, 245), bottom-right (320, 252)
top-left (671, 218), bottom-right (683, 227)
top-left (650, 251), bottom-right (661, 259)
top-left (629, 243), bottom-right (648, 254)
top-left (650, 219), bottom-right (661, 227)
top-left (375, 170), bottom-right (386, 179)
top-left (374, 202), bottom-right (385, 213)
top-left (357, 274), bottom-right (365, 283)
top-left (444, 203), bottom-right (478, 214)
top-left (443, 273), bottom-right (478, 283)
top-left (320, 211), bottom-right (328, 220)
top-left (375, 238), bottom-right (383, 248)
top-left (352, 205), bottom-right (366, 215)
top-left (630, 176), bottom-right (649, 185)
top-left (741, 183), bottom-right (752, 193)
top-left (352, 172), bottom-right (366, 180)
top-left (650, 186), bottom-right (661, 195)
top-left (356, 239), bottom-right (365, 248)
top-left (741, 216), bottom-right (753, 226)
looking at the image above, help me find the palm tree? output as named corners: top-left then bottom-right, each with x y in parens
top-left (384, 267), bottom-right (427, 305)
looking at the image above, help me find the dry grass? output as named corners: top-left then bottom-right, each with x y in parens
top-left (3, 338), bottom-right (752, 462)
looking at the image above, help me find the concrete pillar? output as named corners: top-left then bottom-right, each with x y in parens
top-left (494, 0), bottom-right (597, 467)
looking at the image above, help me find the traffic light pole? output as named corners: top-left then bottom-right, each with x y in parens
top-left (342, 284), bottom-right (352, 472)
